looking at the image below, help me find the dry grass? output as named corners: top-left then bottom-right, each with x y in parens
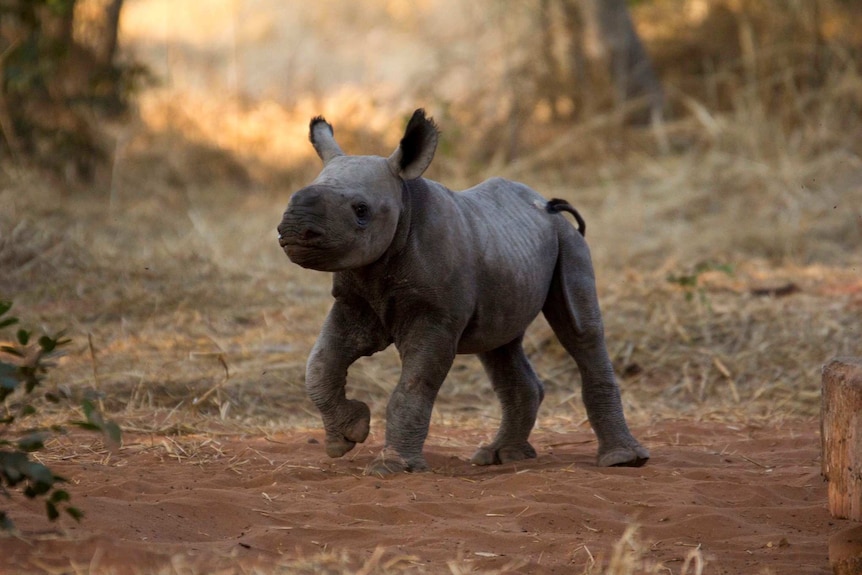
top-left (10, 526), bottom-right (698, 575)
top-left (2, 0), bottom-right (860, 451)
top-left (2, 1), bottom-right (861, 573)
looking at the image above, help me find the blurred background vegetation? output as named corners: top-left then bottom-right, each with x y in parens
top-left (0, 0), bottom-right (146, 178)
top-left (0, 0), bottom-right (860, 425)
top-left (2, 0), bottom-right (860, 182)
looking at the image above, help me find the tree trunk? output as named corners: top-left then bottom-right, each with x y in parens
top-left (821, 357), bottom-right (862, 521)
top-left (99, 0), bottom-right (124, 67)
top-left (537, 0), bottom-right (563, 119)
top-left (565, 0), bottom-right (664, 123)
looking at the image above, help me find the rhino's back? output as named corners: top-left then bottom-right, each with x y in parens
top-left (456, 177), bottom-right (565, 248)
top-left (450, 178), bottom-right (566, 352)
top-left (459, 177), bottom-right (546, 212)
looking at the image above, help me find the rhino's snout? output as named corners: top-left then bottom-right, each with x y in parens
top-left (297, 225), bottom-right (323, 242)
top-left (278, 218), bottom-right (324, 247)
top-left (279, 188), bottom-right (329, 247)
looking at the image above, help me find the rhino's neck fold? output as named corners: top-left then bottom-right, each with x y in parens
top-left (385, 179), bottom-right (419, 259)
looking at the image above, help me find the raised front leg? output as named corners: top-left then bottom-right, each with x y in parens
top-left (542, 231), bottom-right (650, 467)
top-left (471, 337), bottom-right (544, 466)
top-left (306, 298), bottom-right (389, 458)
top-left (367, 323), bottom-right (457, 475)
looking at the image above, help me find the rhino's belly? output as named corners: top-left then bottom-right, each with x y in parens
top-left (456, 306), bottom-right (543, 354)
top-left (455, 259), bottom-right (554, 354)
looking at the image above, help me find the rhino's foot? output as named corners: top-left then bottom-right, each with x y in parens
top-left (324, 399), bottom-right (371, 458)
top-left (470, 442), bottom-right (537, 466)
top-left (597, 443), bottom-right (650, 468)
top-left (365, 448), bottom-right (428, 476)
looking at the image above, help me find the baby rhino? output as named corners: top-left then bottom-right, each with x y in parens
top-left (277, 109), bottom-right (649, 474)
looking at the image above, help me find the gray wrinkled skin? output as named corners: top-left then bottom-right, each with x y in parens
top-left (277, 109), bottom-right (649, 475)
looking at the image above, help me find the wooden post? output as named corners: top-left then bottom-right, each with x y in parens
top-left (829, 525), bottom-right (862, 575)
top-left (822, 357), bottom-right (862, 521)
top-left (823, 358), bottom-right (862, 574)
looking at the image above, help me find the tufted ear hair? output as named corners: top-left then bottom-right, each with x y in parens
top-left (309, 116), bottom-right (344, 164)
top-left (387, 109), bottom-right (439, 180)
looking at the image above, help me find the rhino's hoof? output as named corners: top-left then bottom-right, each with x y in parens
top-left (325, 436), bottom-right (356, 458)
top-left (365, 449), bottom-right (428, 476)
top-left (342, 399), bottom-right (371, 443)
top-left (470, 443), bottom-right (537, 466)
top-left (597, 444), bottom-right (650, 468)
top-left (324, 400), bottom-right (371, 458)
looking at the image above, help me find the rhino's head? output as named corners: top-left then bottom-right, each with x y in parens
top-left (278, 109), bottom-right (439, 272)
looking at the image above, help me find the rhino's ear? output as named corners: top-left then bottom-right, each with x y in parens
top-left (309, 116), bottom-right (344, 164)
top-left (387, 109), bottom-right (439, 180)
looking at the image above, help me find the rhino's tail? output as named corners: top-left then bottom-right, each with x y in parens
top-left (546, 198), bottom-right (586, 237)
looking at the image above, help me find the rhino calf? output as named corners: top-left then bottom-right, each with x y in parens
top-left (277, 109), bottom-right (649, 474)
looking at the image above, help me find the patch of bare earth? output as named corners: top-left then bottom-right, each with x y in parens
top-left (0, 420), bottom-right (843, 574)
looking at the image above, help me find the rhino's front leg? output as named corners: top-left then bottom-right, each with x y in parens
top-left (306, 299), bottom-right (389, 458)
top-left (366, 326), bottom-right (456, 475)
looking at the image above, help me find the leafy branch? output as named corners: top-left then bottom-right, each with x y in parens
top-left (0, 300), bottom-right (119, 531)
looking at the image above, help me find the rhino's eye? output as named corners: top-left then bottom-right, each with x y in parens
top-left (353, 203), bottom-right (370, 226)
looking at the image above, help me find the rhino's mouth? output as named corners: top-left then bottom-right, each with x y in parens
top-left (279, 236), bottom-right (340, 271)
top-left (278, 223), bottom-right (325, 247)
top-left (282, 244), bottom-right (325, 268)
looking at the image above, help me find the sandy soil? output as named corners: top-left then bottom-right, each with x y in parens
top-left (1, 419), bottom-right (846, 574)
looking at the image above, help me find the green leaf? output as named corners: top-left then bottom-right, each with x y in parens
top-left (46, 500), bottom-right (59, 521)
top-left (0, 300), bottom-right (12, 317)
top-left (24, 460), bottom-right (55, 486)
top-left (71, 421), bottom-right (101, 432)
top-left (38, 336), bottom-right (56, 353)
top-left (50, 489), bottom-right (70, 503)
top-left (0, 450), bottom-right (29, 484)
top-left (25, 481), bottom-right (52, 498)
top-left (74, 397), bottom-right (122, 444)
top-left (66, 506), bottom-right (84, 522)
top-left (0, 317), bottom-right (18, 329)
top-left (17, 432), bottom-right (48, 452)
top-left (16, 329), bottom-right (30, 346)
top-left (0, 511), bottom-right (13, 531)
top-left (102, 421), bottom-right (122, 445)
top-left (81, 398), bottom-right (96, 421)
top-left (24, 372), bottom-right (40, 393)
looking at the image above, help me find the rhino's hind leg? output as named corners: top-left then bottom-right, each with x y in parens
top-left (542, 231), bottom-right (649, 468)
top-left (470, 337), bottom-right (544, 466)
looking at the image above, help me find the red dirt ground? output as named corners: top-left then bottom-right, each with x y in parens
top-left (0, 419), bottom-right (847, 574)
